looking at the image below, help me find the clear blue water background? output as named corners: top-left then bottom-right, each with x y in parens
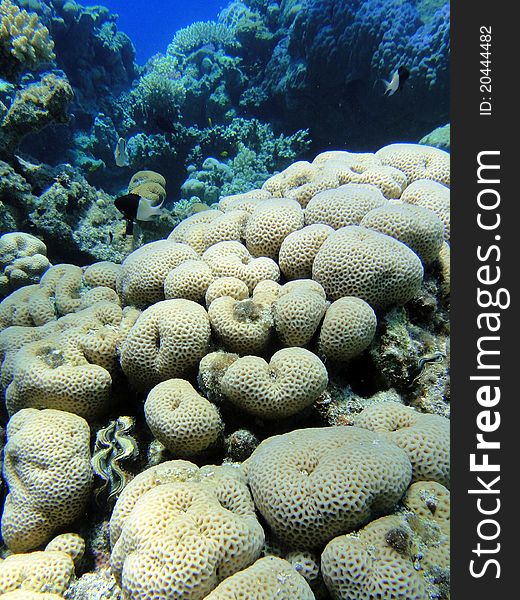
top-left (80, 0), bottom-right (225, 63)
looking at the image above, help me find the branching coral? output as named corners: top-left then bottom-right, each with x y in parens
top-left (168, 21), bottom-right (239, 56)
top-left (0, 0), bottom-right (55, 81)
top-left (129, 71), bottom-right (186, 124)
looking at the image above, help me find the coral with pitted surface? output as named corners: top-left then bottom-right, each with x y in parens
top-left (243, 426), bottom-right (412, 547)
top-left (1, 408), bottom-right (93, 553)
top-left (0, 548), bottom-right (75, 597)
top-left (221, 347), bottom-right (328, 419)
top-left (279, 224), bottom-right (334, 280)
top-left (355, 401), bottom-right (450, 487)
top-left (244, 198), bottom-right (304, 258)
top-left (144, 379), bottom-right (223, 456)
top-left (208, 296), bottom-right (274, 355)
top-left (322, 515), bottom-right (427, 600)
top-left (204, 556), bottom-right (315, 599)
top-left (4, 302), bottom-right (132, 420)
top-left (0, 232), bottom-right (50, 296)
top-left (164, 259), bottom-right (215, 302)
top-left (313, 226), bottom-right (424, 308)
top-left (109, 461), bottom-right (264, 600)
top-left (318, 297), bottom-right (377, 361)
top-left (322, 480), bottom-right (450, 599)
top-left (202, 241), bottom-right (280, 292)
top-left (361, 203), bottom-right (445, 264)
top-left (120, 299), bottom-right (211, 391)
top-left (376, 143), bottom-right (450, 186)
top-left (205, 276), bottom-right (249, 308)
top-left (117, 240), bottom-right (199, 308)
top-left (401, 179), bottom-right (451, 241)
top-left (273, 283), bottom-right (327, 347)
top-left (0, 129), bottom-right (450, 598)
top-left (305, 183), bottom-right (388, 230)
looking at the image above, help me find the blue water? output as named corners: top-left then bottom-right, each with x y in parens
top-left (80, 0), bottom-right (225, 64)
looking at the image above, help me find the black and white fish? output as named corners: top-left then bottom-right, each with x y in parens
top-left (114, 137), bottom-right (129, 167)
top-left (380, 66), bottom-right (410, 96)
top-left (114, 193), bottom-right (164, 235)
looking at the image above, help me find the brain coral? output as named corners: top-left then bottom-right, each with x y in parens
top-left (1, 408), bottom-right (93, 553)
top-left (117, 240), bottom-right (199, 308)
top-left (312, 226), bottom-right (424, 308)
top-left (0, 549), bottom-right (75, 597)
top-left (0, 284), bottom-right (55, 330)
top-left (375, 143), bottom-right (450, 186)
top-left (4, 302), bottom-right (129, 420)
top-left (284, 169), bottom-right (340, 208)
top-left (321, 515), bottom-right (427, 600)
top-left (205, 277), bottom-right (249, 308)
top-left (0, 232), bottom-right (50, 296)
top-left (203, 209), bottom-right (250, 248)
top-left (163, 259), bottom-right (214, 302)
top-left (82, 261), bottom-right (122, 290)
top-left (202, 241), bottom-right (280, 292)
top-left (110, 460), bottom-right (264, 600)
top-left (243, 426), bottom-right (412, 548)
top-left (278, 224), bottom-right (334, 279)
top-left (221, 347), bottom-right (328, 419)
top-left (355, 401), bottom-right (450, 487)
top-left (204, 556), bottom-right (315, 599)
top-left (144, 379), bottom-right (223, 456)
top-left (361, 202), bottom-right (445, 264)
top-left (244, 198), bottom-right (304, 258)
top-left (262, 161), bottom-right (317, 197)
top-left (273, 285), bottom-right (327, 347)
top-left (5, 333), bottom-right (112, 419)
top-left (318, 297), bottom-right (377, 361)
top-left (304, 183), bottom-right (387, 229)
top-left (401, 178), bottom-right (451, 241)
top-left (208, 296), bottom-right (274, 355)
top-left (120, 299), bottom-right (211, 391)
top-left (168, 210), bottom-right (224, 254)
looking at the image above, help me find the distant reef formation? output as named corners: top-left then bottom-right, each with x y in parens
top-left (1, 0), bottom-right (449, 262)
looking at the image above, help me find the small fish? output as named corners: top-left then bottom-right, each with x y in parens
top-left (380, 66), bottom-right (410, 96)
top-left (114, 193), bottom-right (164, 235)
top-left (220, 151), bottom-right (229, 158)
top-left (114, 137), bottom-right (129, 167)
top-left (208, 117), bottom-right (213, 127)
top-left (155, 115), bottom-right (176, 133)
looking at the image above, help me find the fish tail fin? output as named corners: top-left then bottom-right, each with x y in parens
top-left (136, 198), bottom-right (165, 221)
top-left (374, 78), bottom-right (389, 93)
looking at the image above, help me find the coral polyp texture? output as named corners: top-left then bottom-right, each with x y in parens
top-left (243, 427), bottom-right (412, 548)
top-left (109, 461), bottom-right (265, 600)
top-left (0, 15), bottom-right (451, 590)
top-left (312, 226), bottom-right (424, 308)
top-left (1, 408), bottom-right (93, 553)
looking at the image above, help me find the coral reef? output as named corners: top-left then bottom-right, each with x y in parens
top-left (0, 0), bottom-right (451, 592)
